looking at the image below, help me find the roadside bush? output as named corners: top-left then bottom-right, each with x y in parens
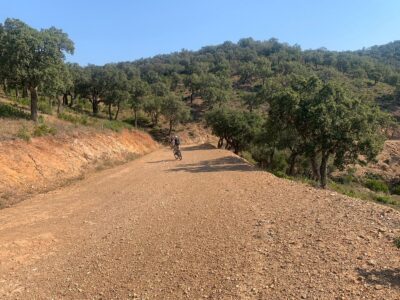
top-left (103, 120), bottom-right (132, 132)
top-left (58, 112), bottom-right (89, 125)
top-left (391, 184), bottom-right (400, 195)
top-left (365, 179), bottom-right (389, 193)
top-left (33, 123), bottom-right (57, 137)
top-left (394, 237), bottom-right (400, 249)
top-left (338, 168), bottom-right (357, 185)
top-left (38, 101), bottom-right (53, 115)
top-left (0, 103), bottom-right (30, 119)
top-left (17, 125), bottom-right (31, 141)
top-left (375, 195), bottom-right (395, 205)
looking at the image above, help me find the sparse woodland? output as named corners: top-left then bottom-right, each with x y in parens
top-left (0, 18), bottom-right (399, 194)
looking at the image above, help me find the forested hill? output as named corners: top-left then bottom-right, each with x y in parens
top-left (356, 40), bottom-right (400, 68)
top-left (127, 37), bottom-right (400, 87)
top-left (1, 18), bottom-right (399, 192)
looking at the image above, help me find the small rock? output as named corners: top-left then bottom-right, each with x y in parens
top-left (367, 259), bottom-right (376, 266)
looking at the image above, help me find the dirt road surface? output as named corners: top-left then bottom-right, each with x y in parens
top-left (1, 144), bottom-right (399, 299)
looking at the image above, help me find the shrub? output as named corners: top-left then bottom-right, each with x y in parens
top-left (33, 123), bottom-right (57, 137)
top-left (375, 195), bottom-right (395, 205)
top-left (365, 179), bottom-right (389, 193)
top-left (394, 237), bottom-right (400, 249)
top-left (0, 103), bottom-right (30, 119)
top-left (38, 101), bottom-right (53, 115)
top-left (390, 181), bottom-right (400, 195)
top-left (103, 120), bottom-right (132, 132)
top-left (17, 125), bottom-right (31, 141)
top-left (273, 170), bottom-right (289, 179)
top-left (58, 112), bottom-right (89, 125)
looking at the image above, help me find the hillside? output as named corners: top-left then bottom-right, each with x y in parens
top-left (2, 32), bottom-right (400, 208)
top-left (1, 145), bottom-right (399, 299)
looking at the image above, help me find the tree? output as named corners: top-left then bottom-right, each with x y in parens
top-left (0, 18), bottom-right (74, 121)
top-left (104, 89), bottom-right (129, 120)
top-left (143, 82), bottom-right (169, 126)
top-left (198, 73), bottom-right (232, 108)
top-left (183, 73), bottom-right (201, 104)
top-left (161, 94), bottom-right (190, 134)
top-left (255, 57), bottom-right (272, 85)
top-left (241, 91), bottom-right (265, 112)
top-left (101, 65), bottom-right (129, 120)
top-left (297, 83), bottom-right (387, 188)
top-left (205, 108), bottom-right (262, 154)
top-left (41, 63), bottom-right (73, 115)
top-left (129, 78), bottom-right (149, 127)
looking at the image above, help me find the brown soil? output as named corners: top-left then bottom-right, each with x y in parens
top-left (353, 140), bottom-right (400, 181)
top-left (0, 130), bottom-right (158, 207)
top-left (0, 144), bottom-right (399, 299)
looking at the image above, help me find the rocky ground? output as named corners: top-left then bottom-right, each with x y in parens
top-left (0, 144), bottom-right (399, 299)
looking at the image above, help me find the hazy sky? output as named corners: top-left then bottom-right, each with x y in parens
top-left (1, 0), bottom-right (399, 65)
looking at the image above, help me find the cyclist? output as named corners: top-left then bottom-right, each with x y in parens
top-left (172, 135), bottom-right (180, 151)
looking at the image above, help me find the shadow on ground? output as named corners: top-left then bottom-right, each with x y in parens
top-left (168, 156), bottom-right (254, 173)
top-left (182, 144), bottom-right (216, 151)
top-left (357, 268), bottom-right (400, 288)
top-left (147, 159), bottom-right (176, 164)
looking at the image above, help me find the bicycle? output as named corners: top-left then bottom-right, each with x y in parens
top-left (173, 145), bottom-right (182, 160)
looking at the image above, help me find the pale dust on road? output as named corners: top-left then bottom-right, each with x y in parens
top-left (0, 144), bottom-right (399, 299)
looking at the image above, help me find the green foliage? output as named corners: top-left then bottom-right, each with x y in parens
top-left (394, 237), bottom-right (400, 249)
top-left (38, 101), bottom-right (53, 115)
top-left (391, 184), bottom-right (400, 195)
top-left (103, 120), bottom-right (132, 132)
top-left (161, 94), bottom-right (190, 134)
top-left (33, 123), bottom-right (57, 137)
top-left (257, 76), bottom-right (389, 188)
top-left (58, 112), bottom-right (89, 125)
top-left (0, 103), bottom-right (30, 119)
top-left (333, 168), bottom-right (357, 185)
top-left (374, 195), bottom-right (395, 205)
top-left (0, 18), bottom-right (74, 121)
top-left (16, 125), bottom-right (31, 141)
top-left (365, 179), bottom-right (389, 193)
top-left (206, 108), bottom-right (262, 154)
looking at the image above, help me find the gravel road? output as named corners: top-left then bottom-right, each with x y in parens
top-left (0, 144), bottom-right (399, 299)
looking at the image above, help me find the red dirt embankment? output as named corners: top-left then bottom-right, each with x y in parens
top-left (0, 130), bottom-right (158, 206)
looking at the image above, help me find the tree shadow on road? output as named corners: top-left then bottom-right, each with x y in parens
top-left (182, 144), bottom-right (216, 151)
top-left (147, 159), bottom-right (176, 163)
top-left (167, 156), bottom-right (255, 173)
top-left (356, 267), bottom-right (400, 288)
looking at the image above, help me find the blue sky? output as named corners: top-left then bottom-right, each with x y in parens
top-left (1, 0), bottom-right (399, 65)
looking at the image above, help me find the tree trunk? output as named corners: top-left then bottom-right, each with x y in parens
top-left (269, 148), bottom-right (275, 166)
top-left (287, 152), bottom-right (298, 176)
top-left (15, 88), bottom-right (19, 99)
top-left (154, 112), bottom-right (159, 126)
top-left (190, 90), bottom-right (194, 105)
top-left (63, 93), bottom-right (69, 106)
top-left (29, 86), bottom-right (39, 122)
top-left (114, 102), bottom-right (120, 120)
top-left (168, 119), bottom-right (173, 135)
top-left (107, 103), bottom-right (111, 120)
top-left (134, 109), bottom-right (138, 128)
top-left (319, 152), bottom-right (329, 188)
top-left (92, 95), bottom-right (99, 115)
top-left (310, 154), bottom-right (321, 181)
top-left (3, 79), bottom-right (9, 96)
top-left (57, 96), bottom-right (63, 115)
top-left (69, 92), bottom-right (75, 107)
top-left (22, 84), bottom-right (29, 98)
top-left (217, 137), bottom-right (224, 148)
